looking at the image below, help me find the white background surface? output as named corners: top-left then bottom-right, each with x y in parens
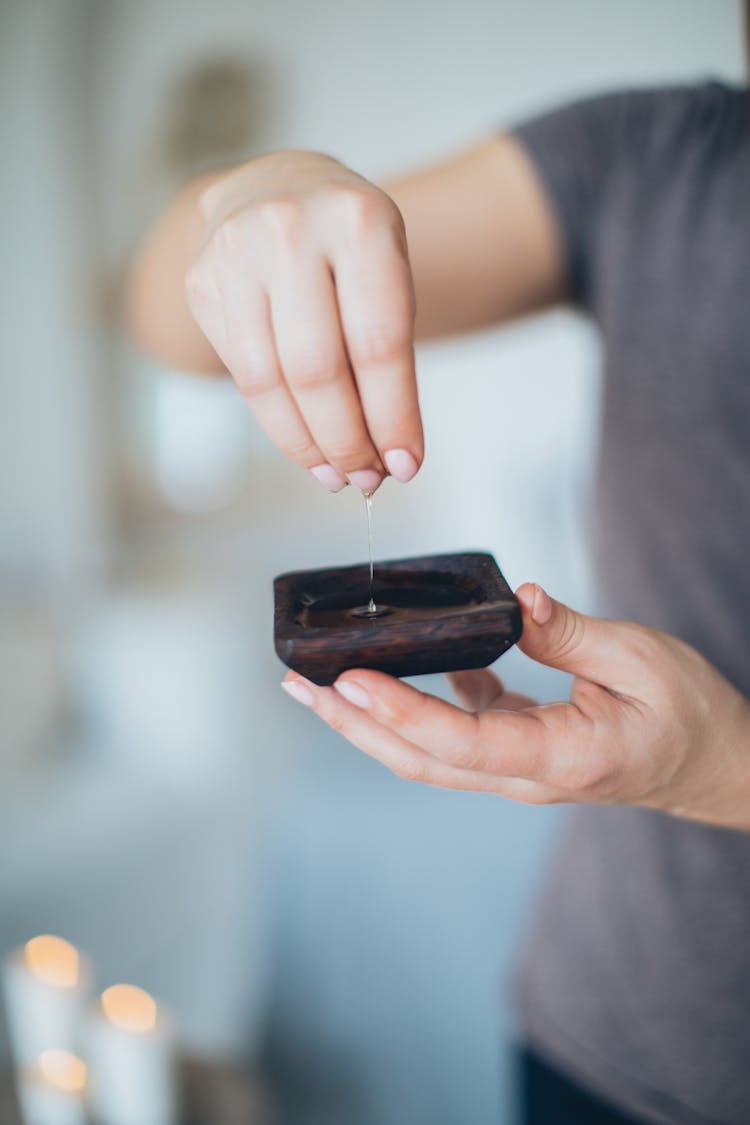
top-left (0, 2), bottom-right (745, 1122)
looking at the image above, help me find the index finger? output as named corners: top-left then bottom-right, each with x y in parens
top-left (334, 670), bottom-right (552, 780)
top-left (270, 261), bottom-right (384, 486)
top-left (333, 231), bottom-right (423, 483)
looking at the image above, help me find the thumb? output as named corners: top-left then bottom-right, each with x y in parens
top-left (515, 582), bottom-right (628, 684)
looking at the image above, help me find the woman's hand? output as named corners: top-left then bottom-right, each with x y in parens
top-left (281, 583), bottom-right (750, 830)
top-left (184, 151), bottom-right (423, 494)
top-left (131, 139), bottom-right (565, 477)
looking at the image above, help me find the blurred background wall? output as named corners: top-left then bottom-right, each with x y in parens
top-left (0, 1), bottom-right (745, 1123)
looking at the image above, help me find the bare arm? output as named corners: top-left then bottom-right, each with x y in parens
top-left (128, 139), bottom-right (565, 490)
top-left (388, 137), bottom-right (565, 339)
top-left (129, 171), bottom-right (222, 375)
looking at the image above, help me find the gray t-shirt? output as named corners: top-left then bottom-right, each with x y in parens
top-left (513, 83), bottom-right (750, 1125)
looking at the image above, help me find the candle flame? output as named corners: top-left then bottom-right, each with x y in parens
top-left (38, 1049), bottom-right (86, 1093)
top-left (101, 984), bottom-right (157, 1032)
top-left (24, 935), bottom-right (79, 989)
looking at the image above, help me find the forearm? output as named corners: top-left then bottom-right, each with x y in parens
top-left (386, 136), bottom-right (565, 339)
top-left (128, 172), bottom-right (226, 374)
top-left (663, 692), bottom-right (750, 834)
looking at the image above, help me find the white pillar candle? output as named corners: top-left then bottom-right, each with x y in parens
top-left (17, 1049), bottom-right (87, 1125)
top-left (3, 936), bottom-right (92, 1066)
top-left (86, 984), bottom-right (178, 1125)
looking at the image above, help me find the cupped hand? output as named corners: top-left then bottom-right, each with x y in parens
top-left (281, 583), bottom-right (750, 830)
top-left (185, 151), bottom-right (423, 494)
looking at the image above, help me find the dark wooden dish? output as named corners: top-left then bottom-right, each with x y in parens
top-left (274, 551), bottom-right (522, 686)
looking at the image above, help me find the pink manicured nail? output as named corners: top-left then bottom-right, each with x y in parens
top-left (384, 449), bottom-right (418, 483)
top-left (347, 469), bottom-right (382, 493)
top-left (310, 463), bottom-right (347, 493)
top-left (334, 680), bottom-right (371, 709)
top-left (531, 585), bottom-right (553, 626)
top-left (281, 679), bottom-right (315, 707)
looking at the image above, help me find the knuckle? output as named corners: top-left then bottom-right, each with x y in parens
top-left (234, 360), bottom-right (278, 399)
top-left (324, 707), bottom-right (348, 736)
top-left (555, 610), bottom-right (588, 660)
top-left (285, 349), bottom-right (338, 390)
top-left (348, 325), bottom-right (409, 368)
top-left (323, 444), bottom-right (377, 474)
top-left (257, 198), bottom-right (306, 247)
top-left (393, 757), bottom-right (426, 784)
top-left (282, 435), bottom-right (320, 463)
top-left (381, 694), bottom-right (414, 729)
top-left (454, 744), bottom-right (486, 772)
top-left (213, 214), bottom-right (245, 256)
top-left (324, 442), bottom-right (369, 465)
top-left (333, 185), bottom-right (386, 235)
top-left (454, 717), bottom-right (486, 771)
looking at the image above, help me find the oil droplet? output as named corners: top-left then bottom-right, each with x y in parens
top-left (351, 489), bottom-right (386, 618)
top-left (365, 490), bottom-right (375, 611)
top-left (350, 601), bottom-right (392, 619)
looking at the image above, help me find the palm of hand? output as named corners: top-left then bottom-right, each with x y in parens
top-left (282, 583), bottom-right (750, 831)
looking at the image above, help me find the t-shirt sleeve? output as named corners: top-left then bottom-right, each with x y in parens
top-left (512, 90), bottom-right (655, 307)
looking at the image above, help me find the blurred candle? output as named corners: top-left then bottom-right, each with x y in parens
top-left (2, 936), bottom-right (92, 1066)
top-left (17, 1049), bottom-right (87, 1125)
top-left (86, 984), bottom-right (178, 1125)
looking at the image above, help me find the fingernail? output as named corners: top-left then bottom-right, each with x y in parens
top-left (384, 449), bottom-right (418, 483)
top-left (531, 585), bottom-right (553, 626)
top-left (281, 678), bottom-right (315, 707)
top-left (334, 680), bottom-right (371, 709)
top-left (310, 463), bottom-right (347, 493)
top-left (347, 469), bottom-right (382, 493)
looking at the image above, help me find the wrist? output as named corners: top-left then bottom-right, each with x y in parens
top-left (668, 692), bottom-right (750, 833)
top-left (721, 694), bottom-right (750, 832)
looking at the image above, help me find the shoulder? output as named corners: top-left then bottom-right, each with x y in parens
top-left (512, 81), bottom-right (749, 198)
top-left (514, 81), bottom-right (746, 155)
top-left (622, 81), bottom-right (748, 149)
top-left (508, 82), bottom-right (747, 307)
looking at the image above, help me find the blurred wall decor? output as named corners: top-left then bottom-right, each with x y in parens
top-left (154, 56), bottom-right (277, 179)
